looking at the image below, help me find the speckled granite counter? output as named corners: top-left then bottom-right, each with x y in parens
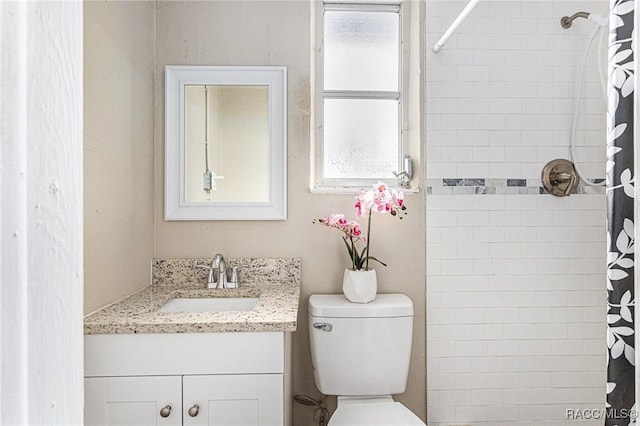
top-left (84, 258), bottom-right (301, 334)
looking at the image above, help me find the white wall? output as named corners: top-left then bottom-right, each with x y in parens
top-left (84, 1), bottom-right (155, 314)
top-left (1, 1), bottom-right (84, 424)
top-left (426, 1), bottom-right (608, 425)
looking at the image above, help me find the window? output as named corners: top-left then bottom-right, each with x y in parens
top-left (312, 1), bottom-right (416, 191)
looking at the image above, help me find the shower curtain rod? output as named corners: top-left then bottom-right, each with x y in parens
top-left (432, 0), bottom-right (481, 53)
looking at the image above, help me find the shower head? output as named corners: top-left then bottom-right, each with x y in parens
top-left (561, 11), bottom-right (608, 29)
top-left (588, 13), bottom-right (609, 28)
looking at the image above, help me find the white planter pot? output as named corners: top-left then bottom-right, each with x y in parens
top-left (342, 269), bottom-right (377, 304)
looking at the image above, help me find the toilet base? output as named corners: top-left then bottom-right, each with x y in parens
top-left (328, 396), bottom-right (426, 426)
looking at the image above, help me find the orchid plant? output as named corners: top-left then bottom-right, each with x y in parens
top-left (315, 182), bottom-right (407, 271)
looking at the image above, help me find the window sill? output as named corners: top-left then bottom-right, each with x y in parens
top-left (309, 185), bottom-right (420, 195)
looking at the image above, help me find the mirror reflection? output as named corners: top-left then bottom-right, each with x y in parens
top-left (184, 85), bottom-right (270, 203)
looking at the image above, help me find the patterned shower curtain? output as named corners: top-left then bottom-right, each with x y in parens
top-left (606, 0), bottom-right (635, 424)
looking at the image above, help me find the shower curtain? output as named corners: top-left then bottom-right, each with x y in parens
top-left (606, 0), bottom-right (635, 424)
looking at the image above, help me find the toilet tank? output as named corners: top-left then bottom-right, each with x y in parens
top-left (308, 294), bottom-right (414, 396)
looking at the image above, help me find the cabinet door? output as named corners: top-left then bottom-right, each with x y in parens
top-left (183, 374), bottom-right (283, 426)
top-left (85, 376), bottom-right (182, 426)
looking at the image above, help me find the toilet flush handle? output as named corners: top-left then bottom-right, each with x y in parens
top-left (313, 322), bottom-right (333, 332)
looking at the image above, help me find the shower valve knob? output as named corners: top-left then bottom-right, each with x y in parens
top-left (541, 159), bottom-right (579, 197)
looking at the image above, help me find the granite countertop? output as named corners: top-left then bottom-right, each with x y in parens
top-left (84, 258), bottom-right (301, 335)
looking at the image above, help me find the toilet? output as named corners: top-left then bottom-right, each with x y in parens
top-left (308, 293), bottom-right (426, 426)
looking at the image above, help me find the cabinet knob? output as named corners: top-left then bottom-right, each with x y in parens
top-left (188, 404), bottom-right (200, 417)
top-left (159, 405), bottom-right (172, 418)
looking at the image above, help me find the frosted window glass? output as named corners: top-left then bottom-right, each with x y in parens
top-left (323, 99), bottom-right (399, 179)
top-left (324, 10), bottom-right (399, 92)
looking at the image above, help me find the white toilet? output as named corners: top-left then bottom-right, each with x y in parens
top-left (308, 293), bottom-right (426, 426)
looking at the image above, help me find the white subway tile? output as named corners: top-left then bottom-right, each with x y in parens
top-left (489, 243), bottom-right (523, 259)
top-left (473, 146), bottom-right (506, 162)
top-left (471, 356), bottom-right (506, 373)
top-left (487, 162), bottom-right (521, 178)
top-left (457, 161), bottom-right (490, 177)
top-left (490, 65), bottom-right (524, 83)
top-left (428, 374), bottom-right (459, 391)
top-left (488, 211), bottom-right (522, 227)
top-left (428, 243), bottom-right (458, 259)
top-left (459, 97), bottom-right (490, 114)
top-left (487, 405), bottom-right (520, 421)
top-left (458, 243), bottom-right (490, 259)
top-left (484, 340), bottom-right (520, 356)
top-left (484, 308), bottom-right (521, 324)
top-left (519, 340), bottom-right (553, 356)
top-left (455, 340), bottom-right (486, 357)
top-left (505, 82), bottom-right (538, 98)
top-left (503, 323), bottom-right (567, 340)
top-left (487, 372), bottom-right (519, 389)
top-left (439, 227), bottom-right (474, 243)
top-left (474, 81), bottom-right (507, 98)
top-left (518, 307), bottom-right (553, 323)
top-left (438, 389), bottom-right (473, 406)
top-left (473, 114), bottom-right (507, 130)
top-left (489, 1), bottom-right (522, 18)
top-left (473, 49), bottom-right (507, 66)
top-left (459, 65), bottom-right (492, 81)
top-left (458, 130), bottom-right (490, 146)
top-left (473, 195), bottom-right (506, 211)
top-left (472, 258), bottom-right (506, 276)
top-left (491, 98), bottom-right (523, 113)
top-left (567, 323), bottom-right (606, 339)
top-left (520, 242), bottom-right (548, 259)
top-left (473, 227), bottom-right (506, 242)
top-left (489, 130), bottom-right (521, 146)
top-left (427, 210), bottom-right (458, 227)
top-left (431, 356), bottom-right (472, 373)
top-left (457, 210), bottom-right (489, 226)
top-left (472, 389), bottom-right (505, 405)
top-left (455, 373), bottom-right (489, 390)
top-left (441, 81), bottom-right (474, 98)
top-left (440, 259), bottom-right (475, 276)
top-left (551, 307), bottom-right (583, 323)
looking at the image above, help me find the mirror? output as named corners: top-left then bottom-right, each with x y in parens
top-left (165, 66), bottom-right (287, 220)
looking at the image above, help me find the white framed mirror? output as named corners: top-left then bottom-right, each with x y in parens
top-left (165, 65), bottom-right (287, 220)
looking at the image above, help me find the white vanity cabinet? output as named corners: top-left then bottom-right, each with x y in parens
top-left (85, 376), bottom-right (183, 426)
top-left (84, 332), bottom-right (291, 426)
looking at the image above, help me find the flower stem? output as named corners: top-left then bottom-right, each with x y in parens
top-left (365, 209), bottom-right (372, 270)
top-left (350, 236), bottom-right (356, 271)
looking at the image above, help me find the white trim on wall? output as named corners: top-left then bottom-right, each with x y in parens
top-left (0, 1), bottom-right (84, 424)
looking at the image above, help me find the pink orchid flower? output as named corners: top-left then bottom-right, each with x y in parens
top-left (356, 181), bottom-right (405, 217)
top-left (315, 181), bottom-right (407, 271)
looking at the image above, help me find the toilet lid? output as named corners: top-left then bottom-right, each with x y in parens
top-left (329, 401), bottom-right (425, 426)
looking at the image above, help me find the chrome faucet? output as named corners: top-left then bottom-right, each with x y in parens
top-left (211, 253), bottom-right (227, 289)
top-left (194, 254), bottom-right (241, 289)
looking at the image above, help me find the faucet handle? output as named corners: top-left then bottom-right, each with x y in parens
top-left (194, 262), bottom-right (208, 268)
top-left (226, 265), bottom-right (248, 289)
top-left (193, 261), bottom-right (216, 288)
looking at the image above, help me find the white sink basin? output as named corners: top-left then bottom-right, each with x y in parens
top-left (158, 297), bottom-right (259, 313)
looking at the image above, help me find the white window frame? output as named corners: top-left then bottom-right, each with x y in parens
top-left (310, 0), bottom-right (421, 193)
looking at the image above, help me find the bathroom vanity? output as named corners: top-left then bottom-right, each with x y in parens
top-left (84, 258), bottom-right (301, 426)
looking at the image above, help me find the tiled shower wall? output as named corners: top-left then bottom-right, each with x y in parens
top-left (425, 1), bottom-right (608, 425)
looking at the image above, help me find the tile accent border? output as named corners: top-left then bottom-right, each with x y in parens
top-left (426, 178), bottom-right (606, 195)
